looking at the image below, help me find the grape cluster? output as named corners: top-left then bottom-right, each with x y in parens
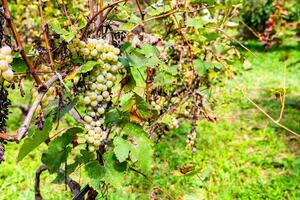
top-left (0, 46), bottom-right (14, 82)
top-left (0, 85), bottom-right (11, 131)
top-left (0, 142), bottom-right (4, 164)
top-left (186, 130), bottom-right (196, 149)
top-left (150, 96), bottom-right (166, 111)
top-left (69, 38), bottom-right (123, 151)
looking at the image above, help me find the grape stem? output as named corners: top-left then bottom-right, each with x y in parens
top-left (1, 0), bottom-right (44, 87)
top-left (81, 0), bottom-right (127, 39)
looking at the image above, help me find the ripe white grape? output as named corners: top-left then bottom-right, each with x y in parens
top-left (84, 115), bottom-right (93, 123)
top-left (102, 91), bottom-right (109, 98)
top-left (6, 55), bottom-right (13, 64)
top-left (97, 107), bottom-right (105, 115)
top-left (91, 49), bottom-right (98, 57)
top-left (84, 96), bottom-right (91, 104)
top-left (97, 75), bottom-right (105, 83)
top-left (106, 81), bottom-right (113, 88)
top-left (2, 68), bottom-right (14, 81)
top-left (91, 100), bottom-right (98, 107)
top-left (97, 95), bottom-right (103, 102)
top-left (88, 130), bottom-right (95, 137)
top-left (0, 54), bottom-right (5, 60)
top-left (1, 46), bottom-right (12, 55)
top-left (0, 60), bottom-right (8, 71)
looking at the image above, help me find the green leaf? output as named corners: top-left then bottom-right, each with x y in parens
top-left (54, 98), bottom-right (78, 122)
top-left (79, 61), bottom-right (98, 74)
top-left (105, 109), bottom-right (121, 126)
top-left (120, 42), bottom-right (132, 52)
top-left (113, 137), bottom-right (131, 162)
top-left (11, 57), bottom-right (27, 73)
top-left (50, 20), bottom-right (67, 35)
top-left (103, 152), bottom-right (127, 187)
top-left (85, 161), bottom-right (106, 189)
top-left (77, 15), bottom-right (87, 29)
top-left (67, 149), bottom-right (95, 175)
top-left (126, 50), bottom-right (146, 67)
top-left (203, 31), bottom-right (219, 41)
top-left (63, 32), bottom-right (76, 42)
top-left (17, 117), bottom-right (53, 162)
top-left (139, 44), bottom-right (160, 57)
top-left (42, 127), bottom-right (83, 173)
top-left (171, 122), bottom-right (192, 136)
top-left (123, 123), bottom-right (153, 171)
top-left (129, 133), bottom-right (153, 171)
top-left (194, 59), bottom-right (207, 76)
top-left (136, 101), bottom-right (152, 119)
top-left (118, 57), bottom-right (130, 70)
top-left (154, 71), bottom-right (177, 86)
top-left (123, 73), bottom-right (136, 92)
top-left (186, 17), bottom-right (203, 29)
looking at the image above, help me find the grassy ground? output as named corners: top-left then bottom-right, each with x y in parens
top-left (0, 42), bottom-right (300, 199)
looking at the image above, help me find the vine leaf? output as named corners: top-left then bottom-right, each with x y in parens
top-left (103, 152), bottom-right (127, 187)
top-left (113, 137), bottom-right (131, 162)
top-left (53, 98), bottom-right (78, 122)
top-left (17, 117), bottom-right (53, 162)
top-left (85, 152), bottom-right (127, 189)
top-left (50, 19), bottom-right (75, 42)
top-left (139, 44), bottom-right (160, 57)
top-left (194, 59), bottom-right (210, 76)
top-left (123, 123), bottom-right (153, 172)
top-left (41, 127), bottom-right (84, 173)
top-left (67, 149), bottom-right (95, 175)
top-left (79, 61), bottom-right (98, 74)
top-left (85, 160), bottom-right (105, 189)
top-left (105, 109), bottom-right (121, 127)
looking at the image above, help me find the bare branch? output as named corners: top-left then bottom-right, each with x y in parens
top-left (38, 0), bottom-right (54, 69)
top-left (81, 0), bottom-right (126, 39)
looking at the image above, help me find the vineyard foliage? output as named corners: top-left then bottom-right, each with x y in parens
top-left (0, 0), bottom-right (299, 199)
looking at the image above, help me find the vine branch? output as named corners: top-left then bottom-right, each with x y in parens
top-left (81, 0), bottom-right (126, 39)
top-left (35, 164), bottom-right (81, 200)
top-left (1, 0), bottom-right (44, 86)
top-left (38, 0), bottom-right (54, 68)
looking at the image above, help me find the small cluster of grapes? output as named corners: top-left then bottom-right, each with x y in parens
top-left (69, 38), bottom-right (123, 151)
top-left (31, 65), bottom-right (57, 113)
top-left (0, 46), bottom-right (14, 82)
top-left (0, 85), bottom-right (11, 132)
top-left (186, 130), bottom-right (197, 151)
top-left (150, 96), bottom-right (166, 111)
top-left (0, 142), bottom-right (5, 164)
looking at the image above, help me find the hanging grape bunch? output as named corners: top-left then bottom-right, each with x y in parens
top-left (0, 142), bottom-right (5, 164)
top-left (0, 84), bottom-right (11, 131)
top-left (0, 46), bottom-right (14, 82)
top-left (69, 38), bottom-right (123, 152)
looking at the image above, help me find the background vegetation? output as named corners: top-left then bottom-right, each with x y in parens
top-left (0, 0), bottom-right (299, 199)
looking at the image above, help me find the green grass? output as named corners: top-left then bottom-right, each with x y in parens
top-left (1, 41), bottom-right (300, 199)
